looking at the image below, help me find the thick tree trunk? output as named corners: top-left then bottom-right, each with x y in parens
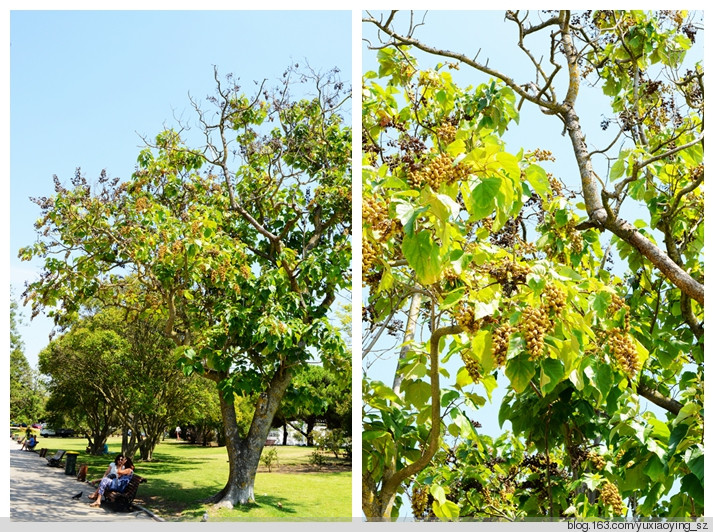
top-left (211, 364), bottom-right (293, 508)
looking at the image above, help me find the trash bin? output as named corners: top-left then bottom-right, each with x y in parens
top-left (65, 451), bottom-right (79, 476)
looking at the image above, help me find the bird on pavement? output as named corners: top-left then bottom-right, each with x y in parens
top-left (71, 492), bottom-right (83, 499)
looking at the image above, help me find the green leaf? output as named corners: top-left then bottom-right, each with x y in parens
top-left (431, 499), bottom-right (460, 521)
top-left (540, 358), bottom-right (565, 395)
top-left (591, 291), bottom-right (611, 317)
top-left (362, 430), bottom-right (390, 441)
top-left (505, 354), bottom-right (536, 393)
top-left (402, 231), bottom-right (442, 285)
top-left (647, 418), bottom-right (670, 442)
top-left (643, 454), bottom-right (666, 483)
top-left (681, 473), bottom-right (704, 505)
top-left (524, 164), bottom-right (551, 198)
top-left (403, 380), bottom-right (432, 409)
top-left (688, 454), bottom-right (704, 484)
top-left (430, 484), bottom-right (446, 505)
top-left (610, 157), bottom-right (626, 180)
top-left (441, 287), bottom-right (466, 310)
top-left (468, 177), bottom-right (500, 220)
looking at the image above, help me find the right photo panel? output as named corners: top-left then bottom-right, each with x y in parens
top-left (361, 10), bottom-right (704, 522)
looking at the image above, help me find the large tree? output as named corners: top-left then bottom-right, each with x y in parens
top-left (362, 10), bottom-right (702, 520)
top-left (20, 66), bottom-right (351, 507)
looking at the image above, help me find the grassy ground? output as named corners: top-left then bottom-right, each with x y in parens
top-left (11, 432), bottom-right (351, 521)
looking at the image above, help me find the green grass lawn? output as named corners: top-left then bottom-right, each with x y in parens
top-left (12, 432), bottom-right (351, 521)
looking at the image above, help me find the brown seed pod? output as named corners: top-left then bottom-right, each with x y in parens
top-left (599, 481), bottom-right (626, 515)
top-left (492, 322), bottom-right (514, 367)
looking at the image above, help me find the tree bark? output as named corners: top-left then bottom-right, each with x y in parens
top-left (211, 364), bottom-right (293, 508)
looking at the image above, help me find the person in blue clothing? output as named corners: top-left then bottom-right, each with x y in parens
top-left (89, 456), bottom-right (134, 507)
top-left (21, 434), bottom-right (37, 451)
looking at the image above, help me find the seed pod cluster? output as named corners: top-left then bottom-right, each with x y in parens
top-left (455, 304), bottom-right (479, 334)
top-left (565, 221), bottom-right (584, 253)
top-left (411, 485), bottom-right (430, 520)
top-left (527, 148), bottom-right (556, 162)
top-left (609, 328), bottom-right (641, 378)
top-left (362, 196), bottom-right (398, 241)
top-left (548, 174), bottom-right (563, 197)
top-left (543, 283), bottom-right (566, 315)
top-left (587, 451), bottom-right (606, 470)
top-left (410, 153), bottom-right (469, 190)
top-left (599, 481), bottom-right (626, 515)
top-left (362, 240), bottom-right (379, 285)
top-left (492, 322), bottom-right (514, 367)
top-left (610, 293), bottom-right (631, 330)
top-left (460, 351), bottom-right (482, 384)
top-left (520, 306), bottom-right (551, 361)
top-left (486, 259), bottom-right (531, 286)
top-left (442, 267), bottom-right (460, 287)
top-left (435, 122), bottom-right (457, 145)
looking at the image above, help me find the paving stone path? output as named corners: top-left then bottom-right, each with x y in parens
top-left (9, 437), bottom-right (156, 521)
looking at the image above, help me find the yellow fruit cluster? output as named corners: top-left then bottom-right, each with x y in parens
top-left (492, 322), bottom-right (514, 367)
top-left (362, 240), bottom-right (379, 286)
top-left (363, 196), bottom-right (397, 241)
top-left (521, 306), bottom-right (551, 361)
top-left (565, 221), bottom-right (584, 254)
top-left (599, 481), bottom-right (626, 515)
top-left (609, 328), bottom-right (641, 378)
top-left (548, 174), bottom-right (563, 197)
top-left (410, 153), bottom-right (469, 190)
top-left (455, 304), bottom-right (479, 334)
top-left (435, 122), bottom-right (457, 145)
top-left (461, 351), bottom-right (482, 384)
top-left (527, 148), bottom-right (556, 162)
top-left (587, 451), bottom-right (606, 470)
top-left (543, 283), bottom-right (566, 315)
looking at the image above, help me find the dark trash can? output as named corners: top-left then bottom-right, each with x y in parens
top-left (65, 451), bottom-right (79, 476)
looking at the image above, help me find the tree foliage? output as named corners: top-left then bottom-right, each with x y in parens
top-left (20, 65), bottom-right (351, 507)
top-left (10, 293), bottom-right (45, 424)
top-left (39, 308), bottom-right (198, 459)
top-left (362, 10), bottom-right (702, 521)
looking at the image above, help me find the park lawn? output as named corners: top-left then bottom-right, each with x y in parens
top-left (13, 433), bottom-right (351, 521)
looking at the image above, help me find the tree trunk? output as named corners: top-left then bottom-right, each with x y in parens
top-left (306, 418), bottom-right (316, 446)
top-left (210, 364), bottom-right (293, 508)
top-left (282, 423), bottom-right (288, 445)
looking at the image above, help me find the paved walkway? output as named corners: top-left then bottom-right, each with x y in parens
top-left (9, 437), bottom-right (156, 521)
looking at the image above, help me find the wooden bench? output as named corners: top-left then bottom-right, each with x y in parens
top-left (104, 474), bottom-right (146, 512)
top-left (46, 450), bottom-right (66, 467)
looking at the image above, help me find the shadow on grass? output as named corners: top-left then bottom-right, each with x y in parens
top-left (232, 494), bottom-right (297, 515)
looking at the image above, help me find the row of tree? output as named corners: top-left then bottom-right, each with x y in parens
top-left (11, 296), bottom-right (352, 463)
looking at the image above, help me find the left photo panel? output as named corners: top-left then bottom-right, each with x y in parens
top-left (9, 10), bottom-right (352, 522)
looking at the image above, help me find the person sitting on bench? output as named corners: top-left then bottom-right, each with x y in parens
top-left (89, 456), bottom-right (134, 507)
top-left (21, 435), bottom-right (38, 451)
top-left (89, 454), bottom-right (124, 486)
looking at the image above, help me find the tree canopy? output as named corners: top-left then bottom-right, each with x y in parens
top-left (20, 65), bottom-right (351, 507)
top-left (362, 10), bottom-right (703, 521)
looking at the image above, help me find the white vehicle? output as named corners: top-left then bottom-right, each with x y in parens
top-left (40, 427), bottom-right (56, 437)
